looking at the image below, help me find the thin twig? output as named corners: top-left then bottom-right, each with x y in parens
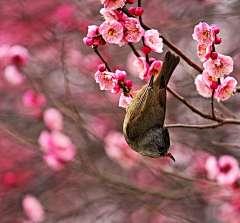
top-left (211, 90), bottom-right (215, 119)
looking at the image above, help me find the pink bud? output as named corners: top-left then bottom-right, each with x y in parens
top-left (214, 37), bottom-right (222, 44)
top-left (3, 172), bottom-right (17, 187)
top-left (83, 37), bottom-right (93, 46)
top-left (98, 63), bottom-right (106, 72)
top-left (127, 0), bottom-right (134, 4)
top-left (128, 7), bottom-right (135, 16)
top-left (125, 80), bottom-right (132, 88)
top-left (112, 84), bottom-right (120, 94)
top-left (210, 81), bottom-right (218, 89)
top-left (210, 24), bottom-right (220, 34)
top-left (142, 46), bottom-right (151, 54)
top-left (149, 57), bottom-right (156, 64)
top-left (210, 52), bottom-right (218, 60)
top-left (116, 70), bottom-right (127, 82)
top-left (43, 108), bottom-right (63, 131)
top-left (135, 7), bottom-right (144, 16)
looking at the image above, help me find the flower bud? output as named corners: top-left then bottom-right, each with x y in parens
top-left (128, 7), bottom-right (135, 16)
top-left (98, 63), bottom-right (106, 72)
top-left (142, 46), bottom-right (151, 54)
top-left (210, 24), bottom-right (220, 34)
top-left (210, 52), bottom-right (218, 60)
top-left (214, 37), bottom-right (222, 44)
top-left (83, 37), bottom-right (93, 46)
top-left (126, 0), bottom-right (134, 4)
top-left (135, 7), bottom-right (144, 16)
top-left (125, 80), bottom-right (132, 88)
top-left (210, 81), bottom-right (218, 90)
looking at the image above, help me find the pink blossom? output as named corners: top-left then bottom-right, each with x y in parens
top-left (95, 70), bottom-right (118, 91)
top-left (43, 108), bottom-right (63, 131)
top-left (192, 22), bottom-right (215, 46)
top-left (215, 77), bottom-right (237, 101)
top-left (4, 65), bottom-right (25, 85)
top-left (118, 36), bottom-right (129, 47)
top-left (100, 8), bottom-right (121, 21)
top-left (204, 54), bottom-right (234, 78)
top-left (202, 69), bottom-right (216, 87)
top-left (101, 0), bottom-right (126, 10)
top-left (124, 18), bottom-right (144, 43)
top-left (9, 45), bottom-right (29, 67)
top-left (43, 153), bottom-right (65, 170)
top-left (146, 60), bottom-right (163, 81)
top-left (197, 44), bottom-right (212, 62)
top-left (144, 29), bottom-right (163, 53)
top-left (87, 25), bottom-right (99, 37)
top-left (111, 84), bottom-right (120, 94)
top-left (115, 69), bottom-right (126, 82)
top-left (99, 21), bottom-right (123, 44)
top-left (22, 90), bottom-right (46, 108)
top-left (194, 74), bottom-right (213, 98)
top-left (104, 131), bottom-right (141, 169)
top-left (22, 195), bottom-right (45, 223)
top-left (38, 130), bottom-right (52, 153)
top-left (84, 25), bottom-right (100, 46)
top-left (119, 93), bottom-right (132, 109)
top-left (205, 156), bottom-right (219, 180)
top-left (133, 57), bottom-right (149, 80)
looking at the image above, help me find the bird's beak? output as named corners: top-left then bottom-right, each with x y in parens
top-left (165, 153), bottom-right (175, 162)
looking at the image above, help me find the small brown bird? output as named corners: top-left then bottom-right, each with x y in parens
top-left (123, 51), bottom-right (180, 161)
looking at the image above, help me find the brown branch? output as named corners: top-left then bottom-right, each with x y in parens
top-left (166, 123), bottom-right (223, 129)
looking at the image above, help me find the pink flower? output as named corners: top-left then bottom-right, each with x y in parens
top-left (215, 77), bottom-right (237, 101)
top-left (118, 36), bottom-right (129, 47)
top-left (104, 131), bottom-right (141, 169)
top-left (133, 57), bottom-right (149, 80)
top-left (43, 153), bottom-right (65, 170)
top-left (100, 8), bottom-right (121, 21)
top-left (204, 54), bottom-right (234, 78)
top-left (87, 25), bottom-right (99, 38)
top-left (9, 45), bottom-right (29, 67)
top-left (22, 90), bottom-right (46, 108)
top-left (194, 74), bottom-right (213, 98)
top-left (192, 22), bottom-right (215, 46)
top-left (205, 156), bottom-right (219, 180)
top-left (111, 84), bottom-right (120, 94)
top-left (95, 70), bottom-right (118, 91)
top-left (119, 93), bottom-right (132, 109)
top-left (22, 195), bottom-right (45, 222)
top-left (99, 21), bottom-right (123, 44)
top-left (115, 69), bottom-right (127, 82)
top-left (38, 130), bottom-right (52, 153)
top-left (146, 60), bottom-right (163, 81)
top-left (4, 65), bottom-right (25, 85)
top-left (43, 108), bottom-right (63, 131)
top-left (197, 44), bottom-right (212, 62)
top-left (144, 29), bottom-right (163, 53)
top-left (202, 69), bottom-right (216, 87)
top-left (124, 18), bottom-right (144, 43)
top-left (101, 0), bottom-right (126, 10)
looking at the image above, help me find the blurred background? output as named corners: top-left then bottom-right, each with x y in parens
top-left (0, 0), bottom-right (240, 222)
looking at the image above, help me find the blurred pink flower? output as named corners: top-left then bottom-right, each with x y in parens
top-left (100, 8), bottom-right (121, 21)
top-left (43, 153), bottom-right (65, 170)
top-left (99, 21), bottom-right (123, 44)
top-left (205, 155), bottom-right (240, 185)
top-left (119, 93), bottom-right (132, 109)
top-left (215, 77), bottom-right (237, 101)
top-left (194, 74), bottom-right (212, 98)
top-left (43, 108), bottom-right (63, 131)
top-left (9, 45), bottom-right (29, 67)
top-left (192, 22), bottom-right (215, 46)
top-left (22, 90), bottom-right (46, 108)
top-left (100, 0), bottom-right (126, 10)
top-left (4, 65), bottom-right (25, 85)
top-left (197, 44), bottom-right (212, 62)
top-left (38, 130), bottom-right (52, 153)
top-left (104, 131), bottom-right (141, 169)
top-left (144, 29), bottom-right (163, 53)
top-left (22, 195), bottom-right (45, 223)
top-left (204, 54), bottom-right (234, 78)
top-left (146, 60), bottom-right (163, 81)
top-left (95, 70), bottom-right (118, 91)
top-left (124, 18), bottom-right (143, 43)
top-left (133, 57), bottom-right (149, 80)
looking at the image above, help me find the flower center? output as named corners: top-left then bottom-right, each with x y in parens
top-left (203, 30), bottom-right (209, 39)
top-left (220, 163), bottom-right (231, 173)
top-left (108, 29), bottom-right (115, 36)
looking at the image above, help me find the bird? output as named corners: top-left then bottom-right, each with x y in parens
top-left (123, 51), bottom-right (180, 161)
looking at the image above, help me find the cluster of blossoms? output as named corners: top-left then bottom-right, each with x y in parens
top-left (83, 1), bottom-right (164, 109)
top-left (38, 108), bottom-right (76, 170)
top-left (205, 155), bottom-right (239, 185)
top-left (193, 22), bottom-right (237, 101)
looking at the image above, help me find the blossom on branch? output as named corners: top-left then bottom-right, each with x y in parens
top-left (215, 77), bottom-right (237, 101)
top-left (43, 108), bottom-right (63, 131)
top-left (119, 93), bottom-right (132, 109)
top-left (22, 90), bottom-right (46, 108)
top-left (4, 65), bottom-right (25, 85)
top-left (100, 8), bottom-right (121, 21)
top-left (9, 45), bottom-right (30, 67)
top-left (133, 57), bottom-right (149, 80)
top-left (197, 44), bottom-right (212, 62)
top-left (144, 29), bottom-right (163, 53)
top-left (95, 70), bottom-right (118, 91)
top-left (194, 74), bottom-right (212, 98)
top-left (100, 0), bottom-right (126, 10)
top-left (124, 18), bottom-right (143, 43)
top-left (146, 60), bottom-right (163, 81)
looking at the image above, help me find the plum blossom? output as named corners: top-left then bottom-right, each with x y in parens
top-left (119, 93), bottom-right (132, 109)
top-left (124, 18), bottom-right (143, 43)
top-left (95, 70), bottom-right (118, 91)
top-left (192, 22), bottom-right (215, 46)
top-left (43, 108), bottom-right (63, 131)
top-left (99, 21), bottom-right (123, 44)
top-left (202, 69), bottom-right (216, 88)
top-left (205, 155), bottom-right (240, 185)
top-left (194, 74), bottom-right (212, 98)
top-left (100, 0), bottom-right (126, 10)
top-left (83, 25), bottom-right (101, 46)
top-left (22, 90), bottom-right (46, 108)
top-left (146, 60), bottom-right (163, 81)
top-left (22, 195), bottom-right (45, 223)
top-left (197, 44), bottom-right (212, 62)
top-left (115, 69), bottom-right (126, 82)
top-left (144, 29), bottom-right (163, 53)
top-left (4, 65), bottom-right (25, 85)
top-left (100, 8), bottom-right (121, 21)
top-left (8, 45), bottom-right (29, 67)
top-left (215, 77), bottom-right (237, 101)
top-left (204, 54), bottom-right (234, 78)
top-left (104, 131), bottom-right (141, 169)
top-left (133, 57), bottom-right (149, 80)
